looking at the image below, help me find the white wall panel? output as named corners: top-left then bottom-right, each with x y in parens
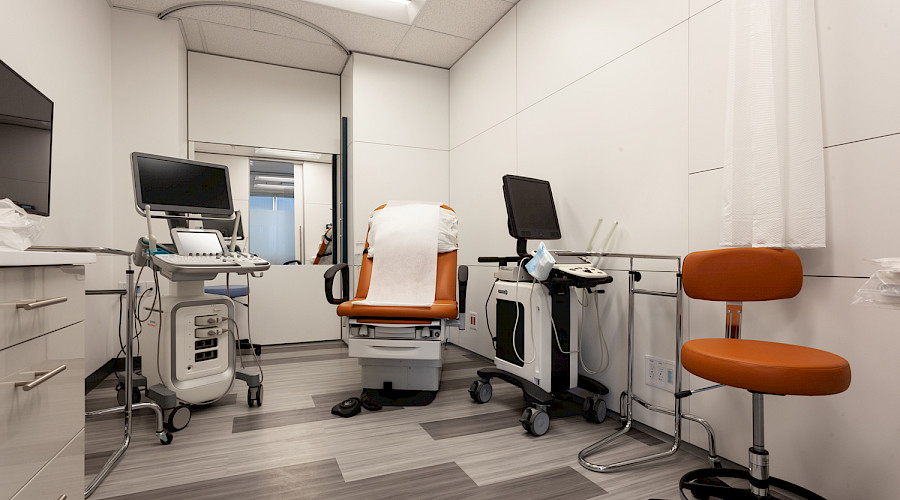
top-left (688, 169), bottom-right (722, 252)
top-left (688, 0), bottom-right (729, 174)
top-left (817, 0), bottom-right (900, 146)
top-left (516, 0), bottom-right (688, 111)
top-left (351, 54), bottom-right (448, 150)
top-left (448, 7), bottom-right (517, 149)
top-left (350, 142), bottom-right (449, 247)
top-left (448, 118), bottom-right (518, 266)
top-left (690, 0), bottom-right (720, 16)
top-left (188, 52), bottom-right (340, 154)
top-left (796, 135), bottom-right (900, 278)
top-left (1, 0), bottom-right (116, 376)
top-left (516, 25), bottom-right (690, 259)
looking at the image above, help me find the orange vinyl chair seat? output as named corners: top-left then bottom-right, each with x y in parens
top-left (336, 300), bottom-right (458, 321)
top-left (336, 204), bottom-right (459, 324)
top-left (682, 338), bottom-right (851, 396)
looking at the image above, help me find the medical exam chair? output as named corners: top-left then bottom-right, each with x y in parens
top-left (324, 203), bottom-right (467, 401)
top-left (678, 248), bottom-right (851, 500)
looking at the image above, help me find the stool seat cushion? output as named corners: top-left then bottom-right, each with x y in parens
top-left (682, 338), bottom-right (851, 396)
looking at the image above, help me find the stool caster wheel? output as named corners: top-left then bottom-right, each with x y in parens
top-left (248, 385), bottom-right (263, 407)
top-left (582, 396), bottom-right (607, 423)
top-left (116, 384), bottom-right (141, 406)
top-left (520, 407), bottom-right (550, 436)
top-left (468, 380), bottom-right (492, 404)
top-left (158, 431), bottom-right (174, 445)
top-left (165, 404), bottom-right (191, 432)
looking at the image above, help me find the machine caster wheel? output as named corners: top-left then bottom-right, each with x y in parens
top-left (248, 385), bottom-right (263, 407)
top-left (582, 396), bottom-right (607, 424)
top-left (519, 407), bottom-right (550, 436)
top-left (116, 385), bottom-right (141, 406)
top-left (165, 404), bottom-right (191, 432)
top-left (254, 345), bottom-right (262, 356)
top-left (468, 380), bottom-right (492, 404)
top-left (158, 431), bottom-right (174, 445)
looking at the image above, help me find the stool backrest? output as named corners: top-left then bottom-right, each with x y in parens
top-left (683, 248), bottom-right (802, 302)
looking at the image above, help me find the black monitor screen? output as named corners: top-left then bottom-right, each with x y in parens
top-left (0, 58), bottom-right (53, 216)
top-left (132, 152), bottom-right (233, 216)
top-left (502, 175), bottom-right (561, 240)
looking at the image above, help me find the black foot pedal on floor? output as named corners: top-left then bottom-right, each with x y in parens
top-left (360, 394), bottom-right (382, 411)
top-left (332, 398), bottom-right (361, 418)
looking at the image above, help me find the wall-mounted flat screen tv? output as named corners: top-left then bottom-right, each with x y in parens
top-left (0, 58), bottom-right (53, 216)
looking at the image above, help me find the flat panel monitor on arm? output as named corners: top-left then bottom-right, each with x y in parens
top-left (0, 58), bottom-right (54, 216)
top-left (131, 152), bottom-right (234, 217)
top-left (502, 175), bottom-right (561, 256)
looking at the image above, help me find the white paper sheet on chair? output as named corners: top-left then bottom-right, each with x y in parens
top-left (356, 202), bottom-right (439, 307)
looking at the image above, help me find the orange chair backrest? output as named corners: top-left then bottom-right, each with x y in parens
top-left (353, 204), bottom-right (457, 302)
top-left (682, 248), bottom-right (802, 302)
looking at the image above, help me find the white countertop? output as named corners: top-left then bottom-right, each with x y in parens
top-left (0, 249), bottom-right (97, 267)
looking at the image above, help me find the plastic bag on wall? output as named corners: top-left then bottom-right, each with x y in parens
top-left (853, 263), bottom-right (900, 310)
top-left (0, 198), bottom-right (44, 251)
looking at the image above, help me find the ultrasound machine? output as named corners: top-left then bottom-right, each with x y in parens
top-left (128, 152), bottom-right (270, 433)
top-left (470, 175), bottom-right (613, 436)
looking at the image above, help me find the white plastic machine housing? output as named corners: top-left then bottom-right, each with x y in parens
top-left (487, 280), bottom-right (579, 394)
top-left (347, 319), bottom-right (446, 391)
top-left (140, 281), bottom-right (236, 404)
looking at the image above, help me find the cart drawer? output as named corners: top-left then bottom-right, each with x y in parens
top-left (11, 431), bottom-right (84, 500)
top-left (0, 323), bottom-right (85, 500)
top-left (0, 265), bottom-right (85, 351)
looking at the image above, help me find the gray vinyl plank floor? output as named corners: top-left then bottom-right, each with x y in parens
top-left (84, 342), bottom-right (709, 499)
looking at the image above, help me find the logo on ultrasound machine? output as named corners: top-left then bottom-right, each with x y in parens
top-left (498, 289), bottom-right (508, 295)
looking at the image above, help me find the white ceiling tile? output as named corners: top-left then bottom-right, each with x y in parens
top-left (171, 5), bottom-right (253, 29)
top-left (249, 9), bottom-right (333, 45)
top-left (200, 22), bottom-right (347, 74)
top-left (250, 0), bottom-right (305, 19)
top-left (180, 18), bottom-right (205, 51)
top-left (393, 27), bottom-right (474, 68)
top-left (299, 1), bottom-right (410, 56)
top-left (413, 0), bottom-right (513, 40)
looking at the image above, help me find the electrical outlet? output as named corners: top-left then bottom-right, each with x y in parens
top-left (645, 355), bottom-right (676, 391)
top-left (645, 355), bottom-right (656, 386)
top-left (468, 311), bottom-right (477, 331)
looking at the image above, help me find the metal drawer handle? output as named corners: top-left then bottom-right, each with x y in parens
top-left (15, 365), bottom-right (67, 391)
top-left (16, 296), bottom-right (68, 310)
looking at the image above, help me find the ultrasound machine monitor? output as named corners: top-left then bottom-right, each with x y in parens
top-left (502, 175), bottom-right (561, 240)
top-left (131, 152), bottom-right (233, 217)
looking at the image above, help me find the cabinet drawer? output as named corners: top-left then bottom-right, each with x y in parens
top-left (11, 430), bottom-right (84, 500)
top-left (0, 324), bottom-right (85, 500)
top-left (348, 338), bottom-right (442, 361)
top-left (0, 265), bottom-right (85, 351)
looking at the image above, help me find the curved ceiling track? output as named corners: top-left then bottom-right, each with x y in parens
top-left (159, 1), bottom-right (351, 56)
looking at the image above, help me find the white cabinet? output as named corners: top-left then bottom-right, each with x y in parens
top-left (1, 262), bottom-right (88, 500)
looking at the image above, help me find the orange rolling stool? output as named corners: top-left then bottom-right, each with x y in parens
top-left (678, 248), bottom-right (850, 500)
